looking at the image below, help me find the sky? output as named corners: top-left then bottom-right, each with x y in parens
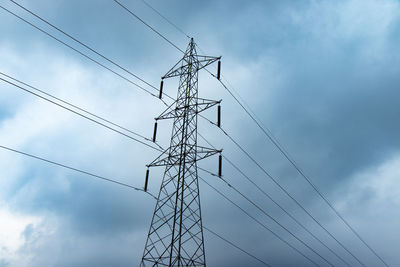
top-left (1, 0), bottom-right (400, 266)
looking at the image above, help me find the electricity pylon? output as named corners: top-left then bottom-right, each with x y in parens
top-left (141, 38), bottom-right (222, 267)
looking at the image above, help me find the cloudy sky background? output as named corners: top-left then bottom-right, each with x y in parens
top-left (1, 0), bottom-right (400, 266)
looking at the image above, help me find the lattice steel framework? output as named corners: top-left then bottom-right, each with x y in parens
top-left (141, 38), bottom-right (221, 267)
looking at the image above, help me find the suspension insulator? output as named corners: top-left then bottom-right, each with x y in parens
top-left (217, 60), bottom-right (221, 80)
top-left (159, 80), bottom-right (164, 99)
top-left (218, 154), bottom-right (222, 178)
top-left (152, 122), bottom-right (158, 142)
top-left (217, 105), bottom-right (221, 128)
top-left (144, 169), bottom-right (149, 192)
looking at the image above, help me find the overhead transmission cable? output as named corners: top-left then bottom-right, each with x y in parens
top-left (131, 2), bottom-right (387, 265)
top-left (140, 0), bottom-right (190, 39)
top-left (201, 225), bottom-right (271, 267)
top-left (216, 76), bottom-right (384, 266)
top-left (4, 0), bottom-right (217, 140)
top-left (199, 115), bottom-right (362, 265)
top-left (5, 0), bottom-right (181, 107)
top-left (0, 144), bottom-right (270, 267)
top-left (0, 75), bottom-right (162, 152)
top-left (0, 144), bottom-right (149, 194)
top-left (153, 160), bottom-right (323, 266)
top-left (0, 4), bottom-right (172, 106)
top-left (197, 175), bottom-right (319, 267)
top-left (199, 167), bottom-right (337, 266)
top-left (112, 0), bottom-right (185, 54)
top-left (7, 0), bottom-right (176, 103)
top-left (207, 121), bottom-right (366, 266)
top-left (198, 172), bottom-right (333, 266)
top-left (0, 71), bottom-right (162, 149)
top-left (223, 155), bottom-right (351, 266)
top-left (197, 133), bottom-right (351, 267)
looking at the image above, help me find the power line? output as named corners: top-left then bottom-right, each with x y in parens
top-left (198, 116), bottom-right (364, 265)
top-left (2, 1), bottom-right (220, 171)
top-left (199, 170), bottom-right (334, 267)
top-left (7, 0), bottom-right (169, 99)
top-left (214, 125), bottom-right (366, 266)
top-left (0, 71), bottom-right (163, 150)
top-left (202, 225), bottom-right (271, 267)
top-left (9, 0), bottom-right (220, 131)
top-left (198, 133), bottom-right (352, 267)
top-left (112, 0), bottom-right (185, 54)
top-left (0, 144), bottom-right (271, 266)
top-left (0, 144), bottom-right (148, 194)
top-left (216, 78), bottom-right (383, 266)
top-left (3, 1), bottom-right (180, 108)
top-left (0, 76), bottom-right (162, 152)
top-left (0, 4), bottom-right (164, 102)
top-left (5, 0), bottom-right (180, 107)
top-left (197, 85), bottom-right (364, 266)
top-left (140, 0), bottom-right (190, 39)
top-left (198, 175), bottom-right (319, 267)
top-left (224, 156), bottom-right (351, 266)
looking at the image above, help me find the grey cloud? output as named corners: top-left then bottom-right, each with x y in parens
top-left (1, 0), bottom-right (400, 266)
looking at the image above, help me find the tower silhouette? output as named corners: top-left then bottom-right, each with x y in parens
top-left (141, 38), bottom-right (221, 267)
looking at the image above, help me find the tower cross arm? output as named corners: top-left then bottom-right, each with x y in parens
top-left (147, 146), bottom-right (222, 167)
top-left (197, 55), bottom-right (221, 71)
top-left (162, 55), bottom-right (221, 79)
top-left (196, 145), bottom-right (222, 161)
top-left (156, 98), bottom-right (221, 121)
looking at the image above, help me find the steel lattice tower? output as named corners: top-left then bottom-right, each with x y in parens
top-left (141, 38), bottom-right (221, 267)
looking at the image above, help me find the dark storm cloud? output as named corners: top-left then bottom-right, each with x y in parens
top-left (1, 0), bottom-right (400, 266)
